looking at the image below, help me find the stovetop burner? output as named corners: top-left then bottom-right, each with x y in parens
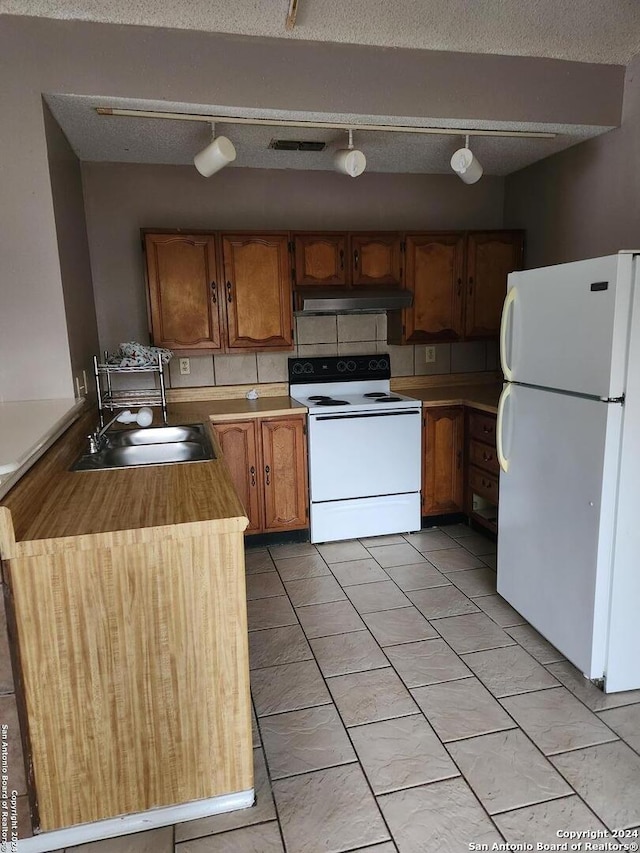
top-left (308, 395), bottom-right (331, 401)
top-left (315, 398), bottom-right (350, 406)
top-left (363, 392), bottom-right (387, 398)
top-left (375, 396), bottom-right (403, 402)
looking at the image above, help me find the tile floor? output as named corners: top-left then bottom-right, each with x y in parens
top-left (66, 524), bottom-right (640, 853)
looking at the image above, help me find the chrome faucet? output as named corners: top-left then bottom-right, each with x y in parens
top-left (87, 407), bottom-right (154, 454)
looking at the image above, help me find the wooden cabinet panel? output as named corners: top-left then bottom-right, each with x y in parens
top-left (403, 234), bottom-right (465, 343)
top-left (294, 234), bottom-right (347, 286)
top-left (468, 410), bottom-right (497, 444)
top-left (466, 410), bottom-right (499, 534)
top-left (260, 417), bottom-right (308, 532)
top-left (465, 231), bottom-right (524, 339)
top-left (351, 234), bottom-right (403, 287)
top-left (144, 233), bottom-right (222, 351)
top-left (468, 438), bottom-right (499, 476)
top-left (468, 465), bottom-right (499, 503)
top-left (213, 421), bottom-right (262, 532)
top-left (422, 407), bottom-right (464, 515)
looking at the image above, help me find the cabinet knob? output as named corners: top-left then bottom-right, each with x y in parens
top-left (226, 281), bottom-right (233, 302)
top-left (210, 281), bottom-right (217, 304)
top-left (339, 249), bottom-right (344, 271)
top-left (250, 465), bottom-right (256, 487)
top-left (265, 465), bottom-right (271, 486)
top-left (354, 249), bottom-right (359, 269)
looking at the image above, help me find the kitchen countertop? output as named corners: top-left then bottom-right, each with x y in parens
top-left (405, 383), bottom-right (502, 414)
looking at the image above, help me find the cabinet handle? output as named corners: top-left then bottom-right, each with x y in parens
top-left (339, 249), bottom-right (344, 271)
top-left (226, 281), bottom-right (233, 302)
top-left (482, 451), bottom-right (493, 462)
top-left (210, 281), bottom-right (217, 303)
top-left (481, 478), bottom-right (493, 490)
top-left (354, 249), bottom-right (359, 269)
top-left (482, 425), bottom-right (493, 434)
top-left (265, 465), bottom-right (271, 486)
top-left (250, 465), bottom-right (256, 487)
top-left (468, 276), bottom-right (474, 295)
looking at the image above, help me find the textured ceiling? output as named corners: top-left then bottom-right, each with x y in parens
top-left (3, 0), bottom-right (640, 64)
top-left (45, 95), bottom-right (611, 176)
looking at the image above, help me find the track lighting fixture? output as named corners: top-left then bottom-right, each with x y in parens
top-left (193, 122), bottom-right (237, 177)
top-left (334, 129), bottom-right (367, 178)
top-left (450, 134), bottom-right (484, 184)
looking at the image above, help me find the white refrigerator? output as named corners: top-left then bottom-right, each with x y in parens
top-left (496, 251), bottom-right (640, 693)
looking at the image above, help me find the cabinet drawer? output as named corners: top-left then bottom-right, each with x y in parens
top-left (468, 465), bottom-right (499, 504)
top-left (468, 411), bottom-right (497, 445)
top-left (468, 439), bottom-right (499, 475)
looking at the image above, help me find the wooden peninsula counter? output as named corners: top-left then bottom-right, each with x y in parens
top-left (0, 404), bottom-right (255, 845)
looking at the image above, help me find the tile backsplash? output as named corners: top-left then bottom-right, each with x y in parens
top-left (164, 313), bottom-right (496, 387)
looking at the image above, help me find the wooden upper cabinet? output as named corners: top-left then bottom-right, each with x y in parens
top-left (213, 421), bottom-right (262, 532)
top-left (351, 234), bottom-right (403, 287)
top-left (404, 233), bottom-right (465, 343)
top-left (144, 233), bottom-right (222, 351)
top-left (294, 234), bottom-right (347, 286)
top-left (422, 406), bottom-right (465, 515)
top-left (222, 234), bottom-right (294, 350)
top-left (260, 417), bottom-right (308, 532)
top-left (465, 231), bottom-right (524, 339)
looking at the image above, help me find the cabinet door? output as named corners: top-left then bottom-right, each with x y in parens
top-left (144, 233), bottom-right (222, 351)
top-left (422, 407), bottom-right (464, 515)
top-left (294, 234), bottom-right (347, 286)
top-left (464, 231), bottom-right (524, 339)
top-left (213, 421), bottom-right (262, 532)
top-left (403, 234), bottom-right (465, 343)
top-left (222, 234), bottom-right (294, 349)
top-left (351, 234), bottom-right (403, 287)
top-left (260, 417), bottom-right (308, 532)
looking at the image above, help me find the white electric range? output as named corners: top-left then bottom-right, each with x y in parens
top-left (289, 354), bottom-right (422, 543)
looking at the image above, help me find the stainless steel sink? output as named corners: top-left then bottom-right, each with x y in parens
top-left (72, 423), bottom-right (215, 471)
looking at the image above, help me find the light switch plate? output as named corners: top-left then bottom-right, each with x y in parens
top-left (425, 346), bottom-right (436, 364)
top-left (179, 358), bottom-right (191, 375)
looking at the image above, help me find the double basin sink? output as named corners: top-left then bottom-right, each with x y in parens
top-left (73, 424), bottom-right (215, 471)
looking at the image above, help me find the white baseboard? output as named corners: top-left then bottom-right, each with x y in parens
top-left (18, 789), bottom-right (255, 853)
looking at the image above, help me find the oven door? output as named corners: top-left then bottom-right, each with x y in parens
top-left (308, 408), bottom-right (422, 502)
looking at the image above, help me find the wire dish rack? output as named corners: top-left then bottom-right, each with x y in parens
top-left (93, 353), bottom-right (168, 426)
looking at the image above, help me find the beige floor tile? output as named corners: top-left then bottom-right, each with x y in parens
top-left (247, 596), bottom-right (298, 632)
top-left (506, 624), bottom-right (565, 664)
top-left (345, 845), bottom-right (396, 853)
top-left (551, 741), bottom-right (640, 829)
top-left (310, 631), bottom-right (388, 677)
top-left (251, 703), bottom-right (260, 747)
top-left (474, 594), bottom-right (527, 628)
top-left (328, 667), bottom-right (418, 726)
top-left (448, 728), bottom-right (572, 814)
top-left (361, 534), bottom-right (407, 546)
top-left (177, 822), bottom-right (284, 853)
top-left (245, 548), bottom-right (277, 574)
top-left (269, 542), bottom-right (318, 559)
top-left (273, 764), bottom-right (390, 853)
top-left (385, 639), bottom-right (472, 688)
top-left (317, 539), bottom-right (370, 563)
top-left (284, 575), bottom-right (346, 607)
top-left (403, 529), bottom-right (458, 552)
top-left (463, 645), bottom-right (559, 697)
top-left (493, 796), bottom-right (607, 845)
top-left (546, 661), bottom-right (640, 711)
top-left (438, 523), bottom-right (474, 539)
top-left (329, 558), bottom-right (389, 586)
top-left (407, 586), bottom-right (479, 619)
top-left (349, 714), bottom-right (459, 794)
top-left (274, 553), bottom-right (331, 581)
top-left (345, 581), bottom-right (410, 614)
top-left (598, 703), bottom-right (640, 752)
top-left (296, 600), bottom-right (367, 639)
top-left (432, 613), bottom-right (515, 654)
top-left (457, 531), bottom-right (497, 556)
top-left (246, 572), bottom-right (286, 600)
top-left (501, 687), bottom-right (618, 755)
top-left (378, 777), bottom-right (502, 852)
top-left (444, 567), bottom-right (497, 598)
top-left (412, 677), bottom-right (516, 741)
top-left (363, 607), bottom-right (439, 647)
top-left (15, 795), bottom-right (32, 841)
top-left (249, 625), bottom-right (312, 670)
top-left (72, 827), bottom-right (173, 852)
top-left (260, 704), bottom-right (356, 780)
top-left (425, 547), bottom-right (485, 572)
top-left (251, 660), bottom-right (331, 717)
top-left (384, 563), bottom-right (450, 591)
top-left (366, 542), bottom-right (427, 567)
top-left (482, 553), bottom-right (498, 570)
top-left (176, 748), bottom-right (275, 841)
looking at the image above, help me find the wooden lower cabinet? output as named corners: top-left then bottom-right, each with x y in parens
top-left (214, 415), bottom-right (308, 535)
top-left (422, 406), bottom-right (465, 515)
top-left (466, 409), bottom-right (499, 533)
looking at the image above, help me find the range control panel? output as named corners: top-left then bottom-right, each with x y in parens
top-left (288, 354), bottom-right (391, 384)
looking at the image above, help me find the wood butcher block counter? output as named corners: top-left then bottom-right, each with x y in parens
top-left (0, 401), bottom-right (274, 842)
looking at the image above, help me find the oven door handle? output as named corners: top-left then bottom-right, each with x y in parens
top-left (314, 410), bottom-right (421, 421)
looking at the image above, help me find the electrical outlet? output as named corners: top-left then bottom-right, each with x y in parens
top-left (179, 358), bottom-right (191, 375)
top-left (425, 346), bottom-right (436, 364)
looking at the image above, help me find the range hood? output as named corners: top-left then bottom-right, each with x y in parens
top-left (296, 287), bottom-right (413, 313)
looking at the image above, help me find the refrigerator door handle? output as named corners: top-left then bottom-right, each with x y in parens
top-left (500, 287), bottom-right (517, 381)
top-left (497, 383), bottom-right (512, 473)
